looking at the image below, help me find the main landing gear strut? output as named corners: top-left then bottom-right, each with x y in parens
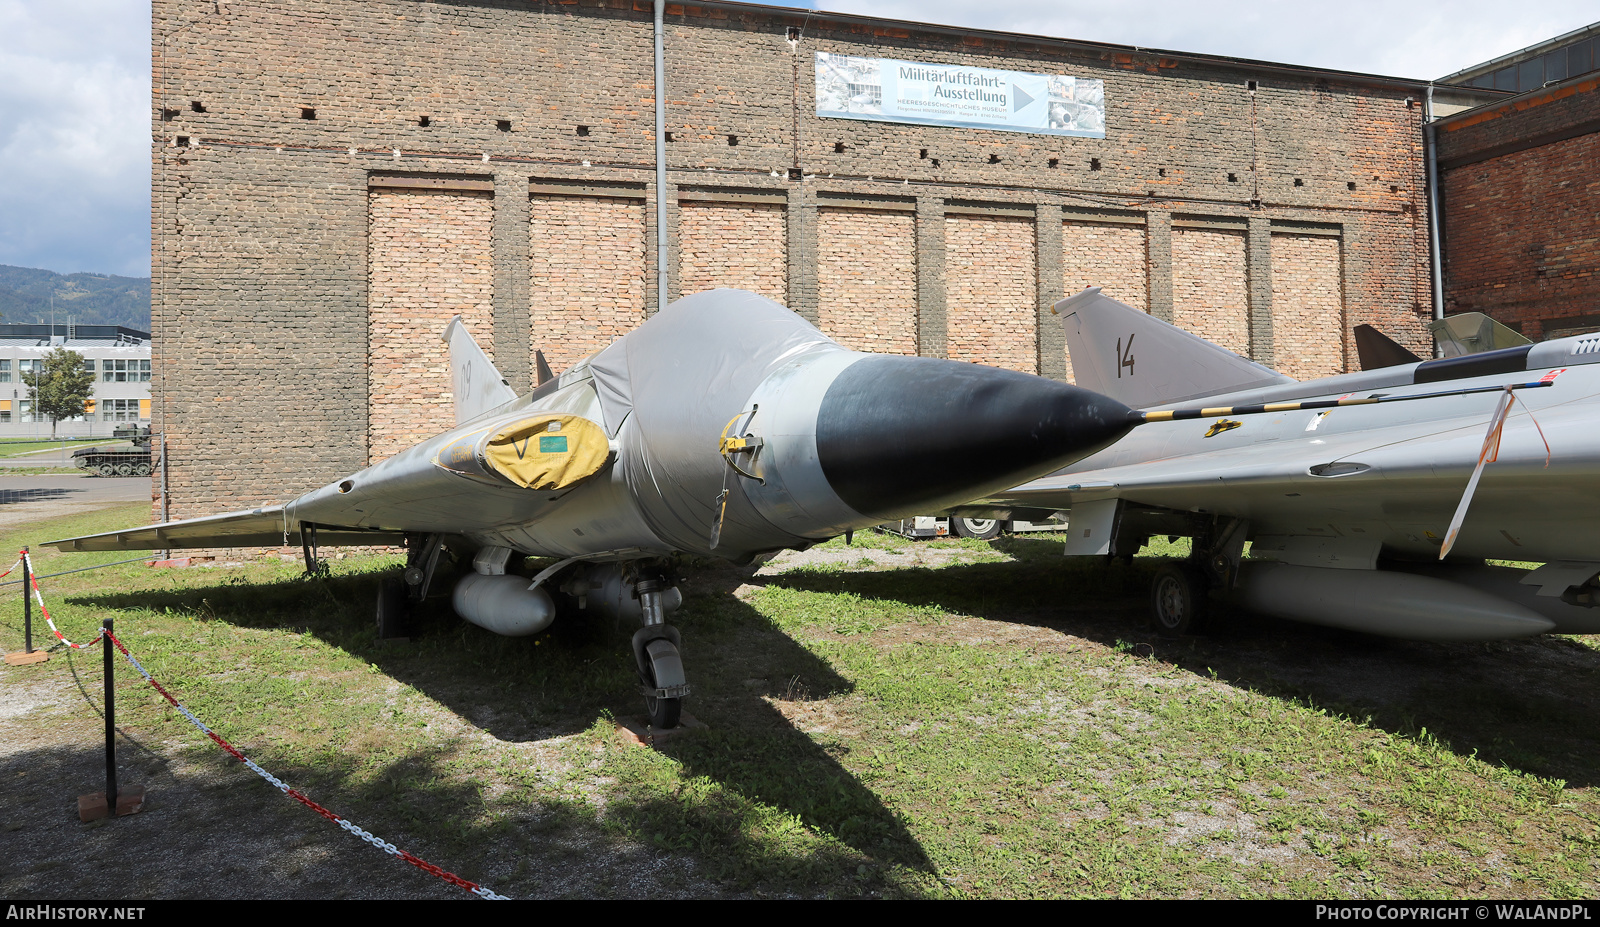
top-left (629, 574), bottom-right (689, 729)
top-left (1149, 518), bottom-right (1246, 638)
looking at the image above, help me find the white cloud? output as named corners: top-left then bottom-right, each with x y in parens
top-left (0, 0), bottom-right (150, 277)
top-left (797, 1), bottom-right (1596, 79)
top-left (0, 0), bottom-right (1592, 278)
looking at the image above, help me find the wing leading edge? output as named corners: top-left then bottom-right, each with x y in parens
top-left (48, 505), bottom-right (406, 552)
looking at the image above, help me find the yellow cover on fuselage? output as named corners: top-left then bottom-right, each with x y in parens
top-left (484, 414), bottom-right (610, 490)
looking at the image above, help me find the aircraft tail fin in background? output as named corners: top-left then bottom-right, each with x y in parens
top-left (1354, 324), bottom-right (1424, 370)
top-left (1054, 287), bottom-right (1293, 408)
top-left (534, 350), bottom-right (555, 386)
top-left (444, 316), bottom-right (518, 425)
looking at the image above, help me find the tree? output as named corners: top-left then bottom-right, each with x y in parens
top-left (24, 348), bottom-right (95, 437)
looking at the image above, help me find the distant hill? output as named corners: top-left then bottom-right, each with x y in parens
top-left (0, 265), bottom-right (151, 332)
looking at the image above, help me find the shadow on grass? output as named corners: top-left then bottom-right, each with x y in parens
top-left (64, 561), bottom-right (938, 890)
top-left (766, 544), bottom-right (1600, 788)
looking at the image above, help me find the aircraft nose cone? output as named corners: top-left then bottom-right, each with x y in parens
top-left (814, 355), bottom-right (1134, 520)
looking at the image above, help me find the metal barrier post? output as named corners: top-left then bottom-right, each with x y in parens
top-left (103, 618), bottom-right (117, 811)
top-left (77, 618), bottom-right (143, 821)
top-left (22, 548), bottom-right (30, 653)
top-left (5, 547), bottom-right (47, 666)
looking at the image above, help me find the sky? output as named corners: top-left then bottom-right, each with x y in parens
top-left (0, 0), bottom-right (1594, 280)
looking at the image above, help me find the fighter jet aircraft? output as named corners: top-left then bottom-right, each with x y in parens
top-left (46, 289), bottom-right (1135, 727)
top-left (967, 288), bottom-right (1600, 643)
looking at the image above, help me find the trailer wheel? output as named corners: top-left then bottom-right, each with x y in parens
top-left (952, 517), bottom-right (1001, 540)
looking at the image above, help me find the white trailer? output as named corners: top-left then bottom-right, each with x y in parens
top-left (878, 513), bottom-right (1071, 540)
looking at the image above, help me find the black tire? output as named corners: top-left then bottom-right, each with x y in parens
top-left (951, 517), bottom-right (1002, 540)
top-left (643, 639), bottom-right (683, 729)
top-left (1151, 562), bottom-right (1208, 637)
top-left (376, 576), bottom-right (409, 639)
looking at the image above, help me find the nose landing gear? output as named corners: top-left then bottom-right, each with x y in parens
top-left (630, 576), bottom-right (688, 729)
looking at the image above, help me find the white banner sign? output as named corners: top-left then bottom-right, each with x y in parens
top-left (815, 53), bottom-right (1106, 138)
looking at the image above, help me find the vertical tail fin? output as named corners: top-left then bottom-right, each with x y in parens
top-left (1054, 287), bottom-right (1293, 407)
top-left (443, 316), bottom-right (517, 424)
top-left (1353, 324), bottom-right (1423, 370)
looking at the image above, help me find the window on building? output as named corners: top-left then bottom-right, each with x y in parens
top-left (0, 360), bottom-right (11, 383)
top-left (18, 359), bottom-right (39, 382)
top-left (102, 359), bottom-right (150, 382)
top-left (18, 400), bottom-right (31, 423)
top-left (1519, 58), bottom-right (1543, 90)
top-left (101, 399), bottom-right (142, 422)
top-left (1545, 48), bottom-right (1569, 83)
top-left (82, 358), bottom-right (95, 375)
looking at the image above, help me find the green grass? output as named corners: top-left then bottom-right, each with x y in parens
top-left (0, 439), bottom-right (113, 457)
top-left (3, 506), bottom-right (1597, 899)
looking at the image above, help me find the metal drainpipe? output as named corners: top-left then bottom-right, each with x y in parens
top-left (1425, 83), bottom-right (1446, 326)
top-left (653, 0), bottom-right (669, 311)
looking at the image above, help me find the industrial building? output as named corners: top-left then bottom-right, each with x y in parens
top-left (0, 324), bottom-right (151, 438)
top-left (151, 0), bottom-right (1499, 519)
top-left (1434, 23), bottom-right (1600, 338)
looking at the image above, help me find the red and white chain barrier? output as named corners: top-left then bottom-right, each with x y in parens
top-left (15, 549), bottom-right (508, 900)
top-left (21, 551), bottom-right (106, 651)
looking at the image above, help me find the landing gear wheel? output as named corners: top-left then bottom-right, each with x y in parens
top-left (645, 665), bottom-right (682, 730)
top-left (637, 635), bottom-right (685, 730)
top-left (952, 517), bottom-right (1002, 540)
top-left (1151, 562), bottom-right (1208, 637)
top-left (376, 576), bottom-right (410, 640)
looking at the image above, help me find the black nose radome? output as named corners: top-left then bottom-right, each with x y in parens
top-left (815, 355), bottom-right (1135, 520)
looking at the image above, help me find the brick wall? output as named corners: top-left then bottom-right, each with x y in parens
top-left (677, 201), bottom-right (788, 304)
top-left (945, 214), bottom-right (1038, 374)
top-left (530, 193), bottom-right (647, 373)
top-left (1172, 226), bottom-right (1249, 356)
top-left (1062, 221), bottom-right (1149, 311)
top-left (1437, 77), bottom-right (1600, 338)
top-left (1270, 233), bottom-right (1344, 379)
top-left (1061, 219), bottom-right (1149, 382)
top-left (150, 0), bottom-right (1459, 523)
top-left (815, 207), bottom-right (917, 354)
top-left (368, 187), bottom-right (495, 463)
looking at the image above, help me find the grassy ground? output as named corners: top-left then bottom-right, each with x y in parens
top-left (2, 508), bottom-right (1598, 899)
top-left (0, 440), bottom-right (109, 457)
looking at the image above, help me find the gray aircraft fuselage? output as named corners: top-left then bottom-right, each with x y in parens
top-left (985, 289), bottom-right (1600, 640)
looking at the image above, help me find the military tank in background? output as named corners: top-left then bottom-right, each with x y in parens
top-left (71, 425), bottom-right (154, 477)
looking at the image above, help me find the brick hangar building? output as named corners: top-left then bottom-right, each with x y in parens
top-left (150, 0), bottom-right (1498, 520)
